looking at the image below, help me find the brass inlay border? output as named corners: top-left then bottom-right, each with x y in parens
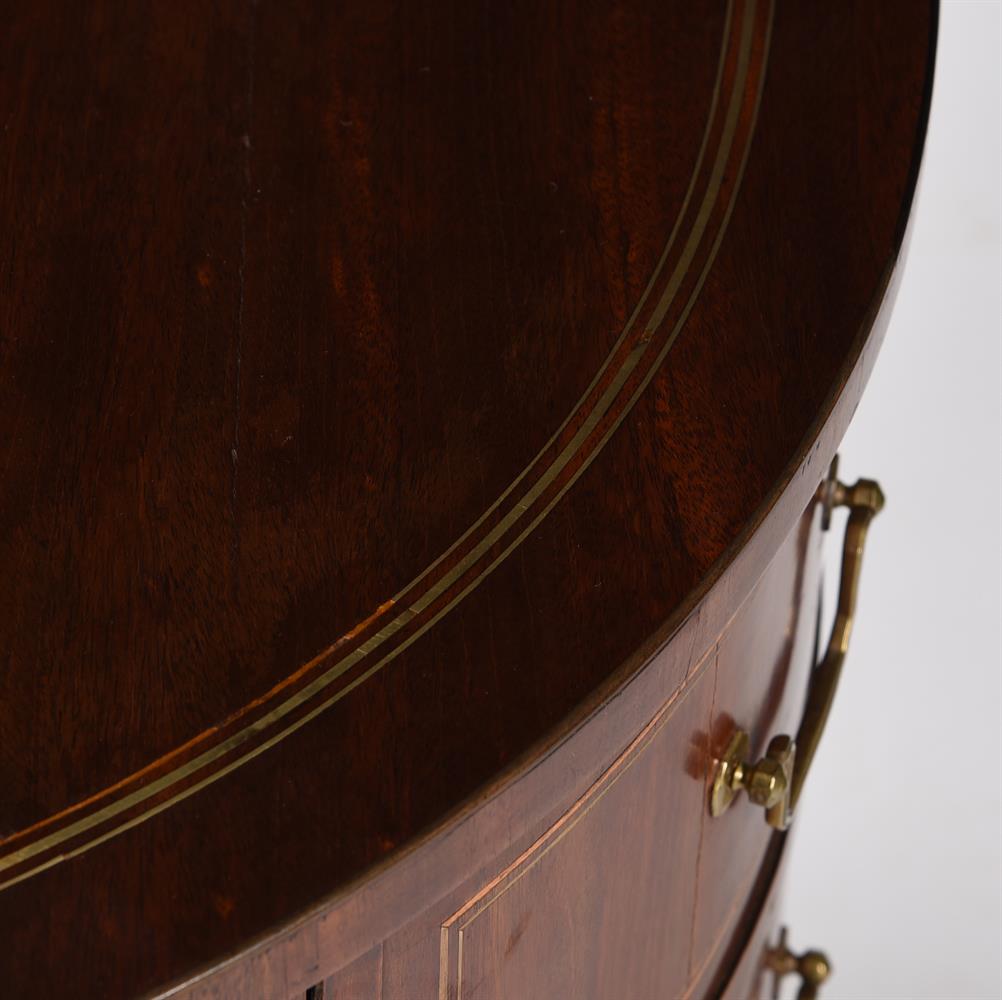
top-left (0, 0), bottom-right (773, 891)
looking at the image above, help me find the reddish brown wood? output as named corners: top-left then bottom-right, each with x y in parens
top-left (311, 946), bottom-right (383, 1000)
top-left (703, 835), bottom-right (790, 1000)
top-left (0, 0), bottom-right (934, 995)
top-left (689, 505), bottom-right (822, 976)
top-left (276, 506), bottom-right (815, 1000)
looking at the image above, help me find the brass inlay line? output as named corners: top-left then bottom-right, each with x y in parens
top-left (0, 0), bottom-right (773, 890)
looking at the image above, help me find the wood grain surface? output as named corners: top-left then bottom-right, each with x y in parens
top-left (0, 0), bottom-right (934, 995)
top-left (216, 502), bottom-right (819, 1000)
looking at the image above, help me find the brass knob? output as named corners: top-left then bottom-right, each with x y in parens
top-left (766, 928), bottom-right (832, 1000)
top-left (708, 730), bottom-right (796, 829)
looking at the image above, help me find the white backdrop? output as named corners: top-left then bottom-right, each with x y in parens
top-left (784, 3), bottom-right (1002, 998)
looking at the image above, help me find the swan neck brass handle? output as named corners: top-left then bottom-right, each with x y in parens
top-left (791, 459), bottom-right (884, 815)
top-left (709, 456), bottom-right (885, 829)
top-left (766, 928), bottom-right (832, 1000)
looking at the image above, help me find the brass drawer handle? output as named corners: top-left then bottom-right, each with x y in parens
top-left (709, 456), bottom-right (885, 828)
top-left (766, 928), bottom-right (832, 1000)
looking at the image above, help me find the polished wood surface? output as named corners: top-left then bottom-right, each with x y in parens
top-left (713, 836), bottom-right (789, 1000)
top-left (0, 1), bottom-right (934, 995)
top-left (193, 501), bottom-right (820, 1000)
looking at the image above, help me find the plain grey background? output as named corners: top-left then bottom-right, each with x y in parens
top-left (785, 3), bottom-right (1002, 998)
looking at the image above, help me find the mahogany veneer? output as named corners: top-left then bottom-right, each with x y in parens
top-left (0, 1), bottom-right (934, 996)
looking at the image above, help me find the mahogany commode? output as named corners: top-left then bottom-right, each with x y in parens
top-left (0, 1), bottom-right (935, 997)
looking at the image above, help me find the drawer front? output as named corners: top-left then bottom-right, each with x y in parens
top-left (716, 836), bottom-right (787, 1000)
top-left (689, 503), bottom-right (823, 980)
top-left (438, 665), bottom-right (714, 1000)
top-left (713, 836), bottom-right (831, 1000)
top-left (293, 503), bottom-right (825, 1000)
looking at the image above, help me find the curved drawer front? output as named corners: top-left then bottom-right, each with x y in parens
top-left (237, 497), bottom-right (824, 1000)
top-left (703, 835), bottom-right (788, 1000)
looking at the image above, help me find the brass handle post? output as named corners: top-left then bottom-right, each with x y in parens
top-left (766, 927), bottom-right (831, 1000)
top-left (709, 456), bottom-right (885, 828)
